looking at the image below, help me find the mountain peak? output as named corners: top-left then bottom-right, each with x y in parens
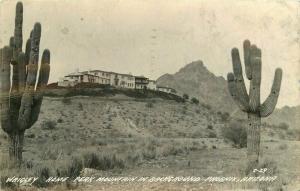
top-left (157, 60), bottom-right (236, 111)
top-left (179, 60), bottom-right (205, 71)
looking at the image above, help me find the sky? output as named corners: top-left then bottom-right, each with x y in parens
top-left (0, 0), bottom-right (299, 107)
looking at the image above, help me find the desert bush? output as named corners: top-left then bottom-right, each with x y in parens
top-left (83, 152), bottom-right (125, 170)
top-left (160, 144), bottom-right (185, 157)
top-left (286, 130), bottom-right (294, 137)
top-left (62, 97), bottom-right (72, 105)
top-left (25, 160), bottom-right (34, 169)
top-left (268, 131), bottom-right (275, 137)
top-left (0, 177), bottom-right (15, 189)
top-left (57, 118), bottom-right (63, 123)
top-left (201, 103), bottom-right (211, 110)
top-left (278, 143), bottom-right (288, 150)
top-left (125, 152), bottom-right (141, 166)
top-left (207, 125), bottom-right (213, 130)
top-left (57, 157), bottom-right (83, 178)
top-left (277, 122), bottom-right (289, 130)
top-left (257, 158), bottom-right (278, 176)
top-left (40, 146), bottom-right (62, 160)
top-left (222, 120), bottom-right (247, 148)
top-left (190, 129), bottom-right (203, 138)
top-left (41, 120), bottom-right (57, 130)
top-left (141, 145), bottom-right (157, 160)
top-left (183, 94), bottom-right (189, 100)
top-left (191, 97), bottom-right (199, 104)
top-left (0, 171), bottom-right (17, 189)
top-left (140, 138), bottom-right (160, 160)
top-left (208, 131), bottom-right (217, 138)
top-left (279, 132), bottom-right (286, 140)
top-left (33, 166), bottom-right (51, 188)
top-left (78, 102), bottom-right (83, 110)
top-left (181, 105), bottom-right (188, 115)
top-left (145, 101), bottom-right (154, 108)
top-left (220, 112), bottom-right (230, 121)
top-left (256, 158), bottom-right (283, 191)
top-left (26, 133), bottom-right (35, 138)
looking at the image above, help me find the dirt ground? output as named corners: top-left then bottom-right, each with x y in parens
top-left (0, 96), bottom-right (299, 191)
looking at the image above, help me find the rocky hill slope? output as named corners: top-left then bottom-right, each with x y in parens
top-left (157, 60), bottom-right (236, 112)
top-left (157, 61), bottom-right (299, 129)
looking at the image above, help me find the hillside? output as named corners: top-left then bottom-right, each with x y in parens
top-left (157, 60), bottom-right (236, 112)
top-left (157, 61), bottom-right (300, 129)
top-left (0, 95), bottom-right (299, 190)
top-left (265, 105), bottom-right (300, 129)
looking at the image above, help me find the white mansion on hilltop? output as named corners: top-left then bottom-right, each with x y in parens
top-left (58, 70), bottom-right (177, 94)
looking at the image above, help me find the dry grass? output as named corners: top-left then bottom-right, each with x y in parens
top-left (0, 96), bottom-right (299, 190)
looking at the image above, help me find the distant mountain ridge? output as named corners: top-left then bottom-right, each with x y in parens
top-left (157, 60), bottom-right (299, 129)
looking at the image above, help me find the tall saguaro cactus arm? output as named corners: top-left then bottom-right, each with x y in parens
top-left (0, 1), bottom-right (51, 164)
top-left (226, 40), bottom-right (282, 173)
top-left (260, 69), bottom-right (282, 117)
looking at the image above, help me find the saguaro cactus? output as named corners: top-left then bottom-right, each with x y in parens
top-left (227, 40), bottom-right (282, 173)
top-left (0, 2), bottom-right (50, 164)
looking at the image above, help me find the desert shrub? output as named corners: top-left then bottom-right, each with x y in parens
top-left (201, 103), bottom-right (211, 110)
top-left (268, 131), bottom-right (275, 137)
top-left (207, 125), bottom-right (213, 130)
top-left (181, 105), bottom-right (188, 115)
top-left (41, 120), bottom-right (57, 130)
top-left (257, 158), bottom-right (278, 176)
top-left (191, 97), bottom-right (199, 104)
top-left (222, 120), bottom-right (247, 148)
top-left (33, 166), bottom-right (51, 188)
top-left (125, 152), bottom-right (141, 166)
top-left (25, 160), bottom-right (34, 169)
top-left (256, 158), bottom-right (283, 191)
top-left (286, 130), bottom-right (294, 137)
top-left (160, 144), bottom-right (185, 157)
top-left (279, 132), bottom-right (286, 139)
top-left (278, 143), bottom-right (288, 150)
top-left (83, 152), bottom-right (125, 170)
top-left (277, 122), bottom-right (289, 130)
top-left (78, 102), bottom-right (83, 110)
top-left (183, 94), bottom-right (189, 100)
top-left (26, 133), bottom-right (35, 138)
top-left (145, 101), bottom-right (154, 108)
top-left (57, 157), bottom-right (83, 178)
top-left (141, 145), bottom-right (157, 160)
top-left (208, 131), bottom-right (217, 138)
top-left (62, 97), bottom-right (71, 105)
top-left (220, 112), bottom-right (230, 121)
top-left (40, 147), bottom-right (61, 160)
top-left (191, 129), bottom-right (203, 138)
top-left (0, 173), bottom-right (16, 189)
top-left (141, 138), bottom-right (160, 160)
top-left (57, 118), bottom-right (63, 123)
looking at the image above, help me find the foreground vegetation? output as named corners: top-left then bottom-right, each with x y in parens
top-left (0, 96), bottom-right (299, 190)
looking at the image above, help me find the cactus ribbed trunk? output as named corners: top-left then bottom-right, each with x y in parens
top-left (0, 2), bottom-right (51, 165)
top-left (247, 113), bottom-right (261, 171)
top-left (227, 40), bottom-right (282, 174)
top-left (8, 131), bottom-right (24, 163)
